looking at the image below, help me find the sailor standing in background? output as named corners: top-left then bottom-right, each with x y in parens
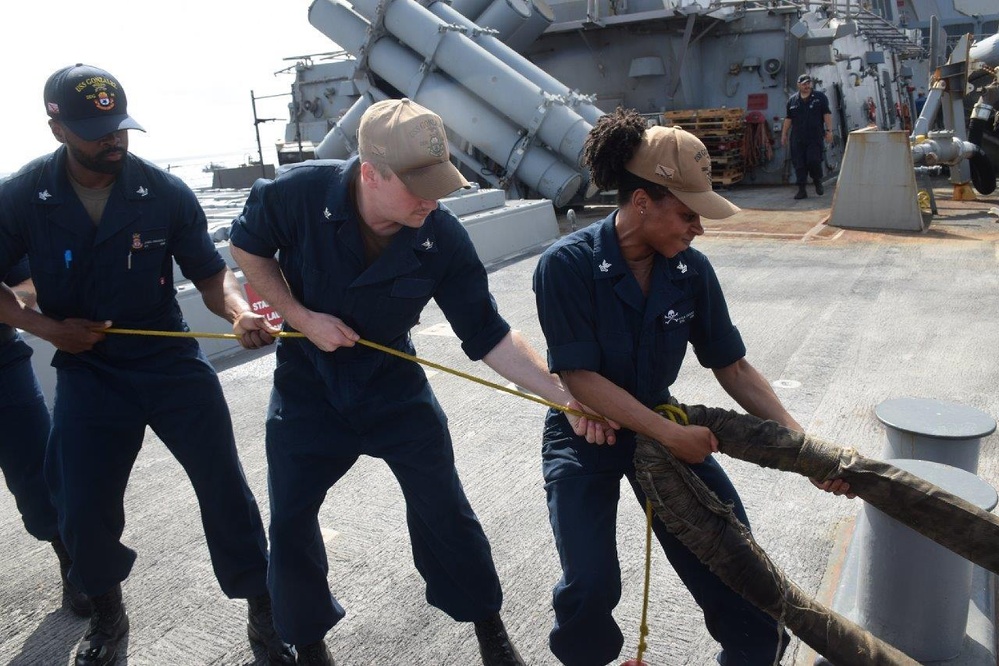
top-left (0, 64), bottom-right (293, 666)
top-left (781, 74), bottom-right (833, 200)
top-left (0, 256), bottom-right (90, 617)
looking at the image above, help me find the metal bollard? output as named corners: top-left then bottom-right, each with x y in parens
top-left (855, 459), bottom-right (997, 661)
top-left (875, 397), bottom-right (996, 473)
top-left (818, 400), bottom-right (998, 665)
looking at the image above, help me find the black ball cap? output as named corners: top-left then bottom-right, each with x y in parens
top-left (43, 64), bottom-right (144, 141)
top-left (797, 74), bottom-right (812, 84)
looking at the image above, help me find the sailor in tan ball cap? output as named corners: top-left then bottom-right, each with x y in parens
top-left (532, 107), bottom-right (846, 666)
top-left (229, 97), bottom-right (617, 665)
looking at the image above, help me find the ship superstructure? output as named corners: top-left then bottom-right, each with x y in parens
top-left (271, 0), bottom-right (997, 199)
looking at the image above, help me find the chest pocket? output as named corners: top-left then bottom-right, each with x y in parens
top-left (652, 301), bottom-right (696, 392)
top-left (114, 227), bottom-right (170, 320)
top-left (33, 248), bottom-right (90, 319)
top-left (660, 306), bottom-right (696, 331)
top-left (370, 277), bottom-right (434, 340)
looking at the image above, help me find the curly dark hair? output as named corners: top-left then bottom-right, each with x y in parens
top-left (583, 107), bottom-right (669, 204)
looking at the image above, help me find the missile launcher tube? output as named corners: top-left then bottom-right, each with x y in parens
top-left (346, 0), bottom-right (591, 168)
top-left (474, 0), bottom-right (532, 41)
top-left (427, 1), bottom-right (603, 125)
top-left (309, 0), bottom-right (583, 206)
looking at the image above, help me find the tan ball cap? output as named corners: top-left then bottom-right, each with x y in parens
top-left (624, 125), bottom-right (740, 220)
top-left (358, 98), bottom-right (470, 201)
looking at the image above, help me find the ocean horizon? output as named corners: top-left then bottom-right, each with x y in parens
top-left (0, 150), bottom-right (268, 192)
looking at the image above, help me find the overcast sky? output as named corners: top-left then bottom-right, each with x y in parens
top-left (1, 1), bottom-right (339, 174)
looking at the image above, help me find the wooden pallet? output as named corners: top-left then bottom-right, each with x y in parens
top-left (712, 173), bottom-right (744, 186)
top-left (661, 107), bottom-right (744, 122)
top-left (661, 108), bottom-right (746, 134)
top-left (704, 147), bottom-right (743, 157)
top-left (699, 137), bottom-right (743, 152)
top-left (657, 108), bottom-right (748, 187)
top-left (673, 121), bottom-right (744, 135)
top-left (711, 167), bottom-right (744, 186)
top-left (711, 154), bottom-right (743, 166)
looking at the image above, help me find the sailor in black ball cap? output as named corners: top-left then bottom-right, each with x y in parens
top-left (0, 64), bottom-right (293, 666)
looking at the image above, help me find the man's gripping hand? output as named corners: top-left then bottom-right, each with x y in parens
top-left (50, 319), bottom-right (112, 353)
top-left (296, 312), bottom-right (360, 352)
top-left (233, 311), bottom-right (280, 350)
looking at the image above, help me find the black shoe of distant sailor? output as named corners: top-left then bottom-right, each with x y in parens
top-left (51, 538), bottom-right (92, 617)
top-left (296, 640), bottom-right (336, 665)
top-left (474, 614), bottom-right (526, 666)
top-left (794, 186), bottom-right (807, 200)
top-left (248, 593), bottom-right (297, 665)
top-left (814, 180), bottom-right (824, 195)
top-left (75, 583), bottom-right (129, 666)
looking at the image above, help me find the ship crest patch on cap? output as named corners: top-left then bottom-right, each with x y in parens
top-left (421, 119), bottom-right (446, 158)
top-left (74, 76), bottom-right (119, 113)
top-left (94, 89), bottom-right (115, 112)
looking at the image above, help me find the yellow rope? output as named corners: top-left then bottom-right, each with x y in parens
top-left (632, 403), bottom-right (690, 665)
top-left (103, 327), bottom-right (600, 420)
top-left (635, 498), bottom-right (652, 664)
top-left (654, 403), bottom-right (689, 426)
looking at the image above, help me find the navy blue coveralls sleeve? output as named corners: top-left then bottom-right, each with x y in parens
top-left (230, 157), bottom-right (510, 645)
top-left (532, 213), bottom-right (786, 666)
top-left (786, 90), bottom-right (831, 188)
top-left (0, 147), bottom-right (269, 598)
top-left (0, 256), bottom-right (58, 543)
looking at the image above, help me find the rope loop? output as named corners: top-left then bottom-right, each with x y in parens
top-left (654, 402), bottom-right (689, 425)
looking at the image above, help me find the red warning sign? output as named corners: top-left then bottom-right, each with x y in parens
top-left (244, 282), bottom-right (284, 327)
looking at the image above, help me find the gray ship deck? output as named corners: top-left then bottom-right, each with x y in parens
top-left (3, 179), bottom-right (999, 665)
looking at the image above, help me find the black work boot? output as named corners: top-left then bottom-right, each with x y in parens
top-left (814, 180), bottom-right (824, 195)
top-left (248, 593), bottom-right (297, 665)
top-left (296, 640), bottom-right (335, 665)
top-left (51, 538), bottom-right (92, 617)
top-left (75, 584), bottom-right (128, 666)
top-left (793, 186), bottom-right (807, 200)
top-left (473, 614), bottom-right (525, 666)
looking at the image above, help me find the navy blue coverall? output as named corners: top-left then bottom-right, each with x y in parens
top-left (0, 147), bottom-right (269, 598)
top-left (786, 90), bottom-right (831, 188)
top-left (230, 157), bottom-right (509, 646)
top-left (0, 257), bottom-right (58, 543)
top-left (533, 214), bottom-right (787, 666)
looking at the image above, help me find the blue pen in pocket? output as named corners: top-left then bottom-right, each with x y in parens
top-left (64, 249), bottom-right (72, 269)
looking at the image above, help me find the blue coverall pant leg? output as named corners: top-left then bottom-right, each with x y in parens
top-left (45, 357), bottom-right (269, 598)
top-left (146, 357), bottom-right (269, 599)
top-left (265, 365), bottom-right (502, 646)
top-left (381, 408), bottom-right (502, 623)
top-left (265, 392), bottom-right (352, 647)
top-left (0, 354), bottom-right (58, 541)
top-left (791, 139), bottom-right (824, 187)
top-left (546, 442), bottom-right (786, 666)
